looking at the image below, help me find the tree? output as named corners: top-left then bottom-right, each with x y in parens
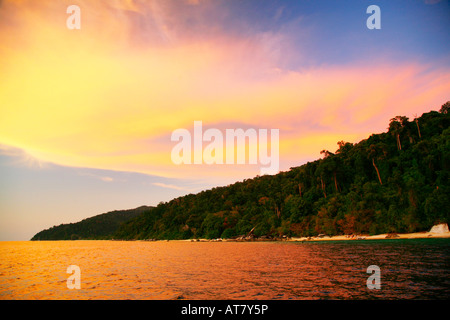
top-left (200, 212), bottom-right (225, 239)
top-left (413, 114), bottom-right (422, 139)
top-left (368, 143), bottom-right (387, 185)
top-left (319, 150), bottom-right (342, 193)
top-left (336, 141), bottom-right (353, 155)
top-left (389, 116), bottom-right (409, 151)
top-left (424, 187), bottom-right (450, 226)
top-left (439, 101), bottom-right (450, 114)
top-left (315, 161), bottom-right (328, 198)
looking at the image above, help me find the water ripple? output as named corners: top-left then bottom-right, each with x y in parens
top-left (0, 239), bottom-right (449, 299)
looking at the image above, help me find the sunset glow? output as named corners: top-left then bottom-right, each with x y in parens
top-left (1, 0), bottom-right (449, 240)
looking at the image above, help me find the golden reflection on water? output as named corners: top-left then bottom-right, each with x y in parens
top-left (0, 240), bottom-right (449, 300)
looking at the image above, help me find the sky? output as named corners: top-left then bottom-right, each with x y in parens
top-left (0, 0), bottom-right (449, 240)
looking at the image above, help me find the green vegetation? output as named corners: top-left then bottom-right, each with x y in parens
top-left (31, 206), bottom-right (152, 240)
top-left (32, 102), bottom-right (450, 241)
top-left (115, 103), bottom-right (449, 240)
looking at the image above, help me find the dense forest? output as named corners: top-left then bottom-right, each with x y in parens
top-left (31, 206), bottom-right (152, 240)
top-left (32, 102), bottom-right (449, 241)
top-left (115, 103), bottom-right (449, 240)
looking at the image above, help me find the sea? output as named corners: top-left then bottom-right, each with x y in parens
top-left (0, 239), bottom-right (449, 300)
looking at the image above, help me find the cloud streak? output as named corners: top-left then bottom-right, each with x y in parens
top-left (152, 182), bottom-right (188, 191)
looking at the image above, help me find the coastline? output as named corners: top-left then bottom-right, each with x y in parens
top-left (287, 231), bottom-right (450, 242)
top-left (182, 229), bottom-right (450, 243)
top-left (27, 224), bottom-right (450, 242)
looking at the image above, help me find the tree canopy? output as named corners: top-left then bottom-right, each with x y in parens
top-left (31, 206), bottom-right (152, 240)
top-left (114, 103), bottom-right (450, 240)
top-left (32, 102), bottom-right (450, 240)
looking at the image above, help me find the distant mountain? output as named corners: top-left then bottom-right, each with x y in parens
top-left (114, 102), bottom-right (449, 240)
top-left (31, 206), bottom-right (153, 240)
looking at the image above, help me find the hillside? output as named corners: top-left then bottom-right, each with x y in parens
top-left (31, 206), bottom-right (153, 240)
top-left (114, 102), bottom-right (450, 240)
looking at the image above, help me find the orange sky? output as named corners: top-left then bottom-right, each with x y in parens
top-left (1, 0), bottom-right (449, 181)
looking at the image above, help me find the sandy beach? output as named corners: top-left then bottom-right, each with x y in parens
top-left (183, 231), bottom-right (450, 243)
top-left (288, 230), bottom-right (450, 242)
top-left (176, 224), bottom-right (450, 242)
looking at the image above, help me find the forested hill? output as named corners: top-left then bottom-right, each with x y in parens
top-left (114, 102), bottom-right (449, 240)
top-left (31, 206), bottom-right (153, 240)
top-left (31, 102), bottom-right (450, 241)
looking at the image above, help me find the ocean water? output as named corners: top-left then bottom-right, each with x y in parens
top-left (0, 239), bottom-right (449, 300)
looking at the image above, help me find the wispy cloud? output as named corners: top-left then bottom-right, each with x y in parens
top-left (76, 171), bottom-right (115, 183)
top-left (0, 144), bottom-right (49, 169)
top-left (152, 182), bottom-right (187, 191)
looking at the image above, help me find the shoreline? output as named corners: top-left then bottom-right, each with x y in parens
top-left (25, 232), bottom-right (450, 242)
top-left (181, 230), bottom-right (450, 243)
top-left (287, 231), bottom-right (450, 242)
top-left (26, 227), bottom-right (450, 242)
